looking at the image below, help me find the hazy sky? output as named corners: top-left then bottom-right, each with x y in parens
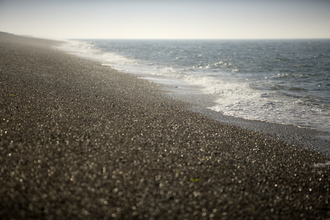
top-left (0, 0), bottom-right (329, 40)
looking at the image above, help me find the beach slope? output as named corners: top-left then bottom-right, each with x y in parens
top-left (0, 32), bottom-right (329, 219)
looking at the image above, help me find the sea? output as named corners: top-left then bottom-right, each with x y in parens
top-left (58, 39), bottom-right (330, 154)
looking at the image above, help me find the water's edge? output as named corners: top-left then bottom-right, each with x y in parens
top-left (56, 42), bottom-right (330, 158)
top-left (160, 82), bottom-right (330, 158)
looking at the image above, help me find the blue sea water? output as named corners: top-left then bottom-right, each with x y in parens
top-left (59, 39), bottom-right (330, 133)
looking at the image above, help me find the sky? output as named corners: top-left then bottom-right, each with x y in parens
top-left (0, 0), bottom-right (330, 40)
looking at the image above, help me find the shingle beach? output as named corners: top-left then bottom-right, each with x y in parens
top-left (1, 32), bottom-right (329, 219)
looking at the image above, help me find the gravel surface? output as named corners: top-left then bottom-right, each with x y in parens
top-left (1, 32), bottom-right (329, 220)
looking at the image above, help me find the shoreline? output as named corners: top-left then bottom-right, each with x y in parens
top-left (59, 39), bottom-right (330, 158)
top-left (191, 106), bottom-right (330, 158)
top-left (1, 33), bottom-right (330, 219)
top-left (152, 81), bottom-right (330, 158)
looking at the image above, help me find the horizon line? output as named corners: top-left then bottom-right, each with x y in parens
top-left (2, 32), bottom-right (330, 41)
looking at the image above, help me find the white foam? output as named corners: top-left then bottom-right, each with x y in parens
top-left (57, 40), bottom-right (139, 69)
top-left (314, 161), bottom-right (330, 167)
top-left (176, 73), bottom-right (330, 131)
top-left (57, 40), bottom-right (97, 56)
